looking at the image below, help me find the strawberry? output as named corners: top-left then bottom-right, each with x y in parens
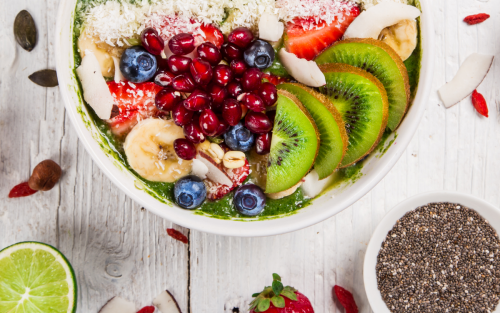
top-left (206, 159), bottom-right (250, 200)
top-left (333, 286), bottom-right (358, 313)
top-left (107, 81), bottom-right (163, 137)
top-left (284, 3), bottom-right (360, 60)
top-left (199, 23), bottom-right (224, 48)
top-left (250, 274), bottom-right (314, 313)
top-left (137, 306), bottom-right (156, 313)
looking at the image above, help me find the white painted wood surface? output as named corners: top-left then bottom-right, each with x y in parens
top-left (1, 0), bottom-right (499, 313)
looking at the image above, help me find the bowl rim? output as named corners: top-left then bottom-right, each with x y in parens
top-left (363, 191), bottom-right (500, 313)
top-left (55, 0), bottom-right (434, 237)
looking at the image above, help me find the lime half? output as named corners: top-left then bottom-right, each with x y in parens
top-left (0, 242), bottom-right (77, 313)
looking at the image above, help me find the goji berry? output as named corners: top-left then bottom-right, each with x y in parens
top-left (472, 90), bottom-right (489, 118)
top-left (167, 228), bottom-right (188, 244)
top-left (464, 13), bottom-right (490, 25)
top-left (8, 182), bottom-right (38, 198)
top-left (333, 285), bottom-right (358, 313)
top-left (137, 306), bottom-right (155, 313)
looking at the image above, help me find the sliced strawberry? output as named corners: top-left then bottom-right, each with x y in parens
top-left (206, 160), bottom-right (250, 201)
top-left (199, 23), bottom-right (224, 48)
top-left (284, 4), bottom-right (360, 60)
top-left (107, 81), bottom-right (163, 138)
top-left (263, 73), bottom-right (289, 86)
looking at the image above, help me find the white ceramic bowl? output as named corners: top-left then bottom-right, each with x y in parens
top-left (364, 191), bottom-right (500, 312)
top-left (55, 1), bottom-right (434, 237)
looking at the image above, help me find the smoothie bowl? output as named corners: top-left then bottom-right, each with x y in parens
top-left (55, 0), bottom-right (433, 236)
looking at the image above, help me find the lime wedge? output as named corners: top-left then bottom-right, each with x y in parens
top-left (0, 242), bottom-right (77, 313)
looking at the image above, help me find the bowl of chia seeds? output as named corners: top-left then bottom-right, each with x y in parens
top-left (364, 191), bottom-right (500, 313)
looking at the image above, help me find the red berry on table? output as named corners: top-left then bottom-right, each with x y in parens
top-left (184, 120), bottom-right (206, 143)
top-left (222, 99), bottom-right (243, 126)
top-left (141, 28), bottom-right (165, 55)
top-left (184, 89), bottom-right (211, 111)
top-left (228, 27), bottom-right (254, 49)
top-left (213, 64), bottom-right (233, 86)
top-left (199, 109), bottom-right (220, 136)
top-left (243, 93), bottom-right (265, 112)
top-left (241, 68), bottom-right (263, 91)
top-left (258, 82), bottom-right (278, 107)
top-left (174, 138), bottom-right (197, 160)
top-left (172, 102), bottom-right (194, 126)
top-left (333, 285), bottom-right (358, 313)
top-left (155, 87), bottom-right (182, 112)
top-left (207, 84), bottom-right (228, 109)
top-left (168, 55), bottom-right (192, 74)
top-left (168, 33), bottom-right (195, 55)
top-left (197, 42), bottom-right (222, 65)
top-left (190, 57), bottom-right (213, 85)
top-left (230, 59), bottom-right (248, 77)
top-left (8, 182), bottom-right (38, 198)
top-left (471, 89), bottom-right (489, 118)
top-left (215, 114), bottom-right (230, 136)
top-left (245, 111), bottom-right (272, 134)
top-left (250, 274), bottom-right (314, 313)
top-left (172, 73), bottom-right (196, 92)
top-left (255, 132), bottom-right (272, 155)
top-left (221, 42), bottom-right (243, 61)
top-left (227, 81), bottom-right (244, 98)
top-left (154, 69), bottom-right (175, 87)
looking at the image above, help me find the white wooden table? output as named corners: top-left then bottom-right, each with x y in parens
top-left (1, 1), bottom-right (499, 312)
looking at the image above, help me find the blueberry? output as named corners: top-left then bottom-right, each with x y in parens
top-left (174, 175), bottom-right (206, 210)
top-left (233, 184), bottom-right (266, 216)
top-left (224, 122), bottom-right (255, 152)
top-left (120, 46), bottom-right (157, 83)
top-left (243, 40), bottom-right (275, 70)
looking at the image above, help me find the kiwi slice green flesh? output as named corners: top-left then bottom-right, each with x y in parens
top-left (319, 64), bottom-right (389, 167)
top-left (266, 91), bottom-right (320, 194)
top-left (315, 38), bottom-right (410, 131)
top-left (277, 83), bottom-right (348, 179)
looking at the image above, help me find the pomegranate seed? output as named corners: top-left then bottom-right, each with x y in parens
top-left (141, 28), bottom-right (165, 55)
top-left (255, 132), bottom-right (272, 155)
top-left (207, 84), bottom-right (228, 110)
top-left (227, 81), bottom-right (243, 98)
top-left (184, 120), bottom-right (206, 143)
top-left (199, 109), bottom-right (220, 136)
top-left (213, 64), bottom-right (233, 86)
top-left (197, 42), bottom-right (222, 65)
top-left (172, 102), bottom-right (194, 126)
top-left (174, 138), bottom-right (197, 160)
top-left (172, 73), bottom-right (196, 92)
top-left (222, 98), bottom-right (243, 126)
top-left (228, 27), bottom-right (254, 49)
top-left (242, 93), bottom-right (265, 112)
top-left (245, 111), bottom-right (272, 134)
top-left (184, 89), bottom-right (211, 111)
top-left (154, 69), bottom-right (176, 87)
top-left (241, 68), bottom-right (263, 91)
top-left (221, 43), bottom-right (243, 61)
top-left (257, 82), bottom-right (278, 107)
top-left (155, 87), bottom-right (182, 111)
top-left (215, 114), bottom-right (230, 136)
top-left (266, 110), bottom-right (276, 124)
top-left (168, 55), bottom-right (192, 74)
top-left (168, 33), bottom-right (195, 55)
top-left (155, 54), bottom-right (170, 70)
top-left (190, 58), bottom-right (213, 85)
top-left (230, 60), bottom-right (248, 77)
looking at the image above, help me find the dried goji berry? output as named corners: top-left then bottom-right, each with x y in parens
top-left (333, 285), bottom-right (358, 313)
top-left (464, 13), bottom-right (490, 25)
top-left (167, 228), bottom-right (188, 244)
top-left (137, 306), bottom-right (156, 313)
top-left (8, 182), bottom-right (38, 198)
top-left (472, 90), bottom-right (489, 118)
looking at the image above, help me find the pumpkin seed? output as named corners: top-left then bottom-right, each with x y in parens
top-left (29, 70), bottom-right (58, 87)
top-left (14, 10), bottom-right (37, 52)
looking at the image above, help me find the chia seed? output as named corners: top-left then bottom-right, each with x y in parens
top-left (376, 202), bottom-right (500, 312)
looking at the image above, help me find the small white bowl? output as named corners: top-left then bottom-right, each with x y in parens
top-left (55, 0), bottom-right (434, 237)
top-left (364, 191), bottom-right (500, 313)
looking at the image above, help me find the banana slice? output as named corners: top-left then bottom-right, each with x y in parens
top-left (379, 19), bottom-right (417, 61)
top-left (78, 32), bottom-right (115, 77)
top-left (124, 119), bottom-right (192, 183)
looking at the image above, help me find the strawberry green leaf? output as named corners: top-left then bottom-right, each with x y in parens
top-left (257, 298), bottom-right (270, 312)
top-left (272, 273), bottom-right (282, 282)
top-left (281, 289), bottom-right (298, 301)
top-left (271, 296), bottom-right (285, 308)
top-left (252, 293), bottom-right (260, 298)
top-left (272, 279), bottom-right (284, 296)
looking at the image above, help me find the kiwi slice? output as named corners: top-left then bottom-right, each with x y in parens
top-left (315, 38), bottom-right (410, 131)
top-left (266, 91), bottom-right (320, 194)
top-left (319, 64), bottom-right (389, 167)
top-left (277, 83), bottom-right (348, 179)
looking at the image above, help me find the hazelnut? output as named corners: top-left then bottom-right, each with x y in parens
top-left (28, 160), bottom-right (62, 191)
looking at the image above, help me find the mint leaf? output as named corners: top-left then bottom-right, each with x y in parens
top-left (281, 290), bottom-right (298, 301)
top-left (271, 296), bottom-right (286, 308)
top-left (257, 298), bottom-right (270, 312)
top-left (272, 273), bottom-right (281, 281)
top-left (272, 280), bottom-right (284, 296)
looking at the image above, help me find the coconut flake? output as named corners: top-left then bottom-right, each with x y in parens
top-left (112, 56), bottom-right (126, 83)
top-left (197, 152), bottom-right (233, 186)
top-left (279, 49), bottom-right (326, 87)
top-left (258, 13), bottom-right (284, 42)
top-left (302, 170), bottom-right (332, 198)
top-left (153, 290), bottom-right (182, 313)
top-left (438, 53), bottom-right (494, 108)
top-left (191, 158), bottom-right (209, 179)
top-left (98, 297), bottom-right (136, 313)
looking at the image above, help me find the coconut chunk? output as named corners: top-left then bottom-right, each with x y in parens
top-left (302, 170), bottom-right (332, 198)
top-left (153, 290), bottom-right (182, 313)
top-left (98, 297), bottom-right (136, 313)
top-left (438, 53), bottom-right (494, 108)
top-left (344, 2), bottom-right (421, 40)
top-left (76, 50), bottom-right (115, 120)
top-left (197, 152), bottom-right (233, 186)
top-left (278, 49), bottom-right (326, 87)
top-left (191, 158), bottom-right (209, 179)
top-left (259, 13), bottom-right (284, 42)
top-left (112, 56), bottom-right (126, 83)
